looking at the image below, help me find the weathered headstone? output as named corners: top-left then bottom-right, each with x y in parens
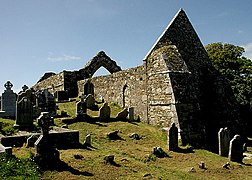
top-left (84, 134), bottom-right (91, 147)
top-left (84, 94), bottom-right (95, 108)
top-left (34, 112), bottom-right (59, 167)
top-left (76, 98), bottom-right (87, 119)
top-left (1, 81), bottom-right (17, 117)
top-left (168, 123), bottom-right (178, 151)
top-left (218, 127), bottom-right (231, 157)
top-left (228, 135), bottom-right (243, 163)
top-left (153, 146), bottom-right (168, 158)
top-left (15, 89), bottom-right (35, 128)
top-left (116, 108), bottom-right (128, 119)
top-left (128, 107), bottom-right (134, 121)
top-left (99, 102), bottom-right (110, 121)
top-left (36, 89), bottom-right (56, 117)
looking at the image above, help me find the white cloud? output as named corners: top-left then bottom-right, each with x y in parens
top-left (47, 54), bottom-right (82, 62)
top-left (242, 43), bottom-right (252, 60)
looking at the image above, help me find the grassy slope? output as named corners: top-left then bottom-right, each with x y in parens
top-left (5, 100), bottom-right (252, 179)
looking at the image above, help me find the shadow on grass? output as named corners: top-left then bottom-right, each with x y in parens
top-left (172, 147), bottom-right (194, 154)
top-left (82, 144), bottom-right (98, 151)
top-left (108, 161), bottom-right (121, 167)
top-left (42, 160), bottom-right (94, 176)
top-left (62, 115), bottom-right (140, 127)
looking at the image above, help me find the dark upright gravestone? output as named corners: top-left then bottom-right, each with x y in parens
top-left (128, 107), bottom-right (134, 122)
top-left (228, 135), bottom-right (243, 163)
top-left (76, 97), bottom-right (87, 119)
top-left (168, 123), bottom-right (178, 151)
top-left (34, 112), bottom-right (59, 167)
top-left (218, 127), bottom-right (231, 157)
top-left (99, 102), bottom-right (110, 122)
top-left (1, 81), bottom-right (17, 117)
top-left (36, 89), bottom-right (56, 117)
top-left (15, 89), bottom-right (35, 128)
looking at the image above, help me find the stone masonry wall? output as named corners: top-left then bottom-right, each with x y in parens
top-left (33, 72), bottom-right (65, 94)
top-left (78, 66), bottom-right (148, 121)
top-left (145, 49), bottom-right (179, 128)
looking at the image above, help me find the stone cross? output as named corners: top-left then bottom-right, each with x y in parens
top-left (34, 112), bottom-right (59, 167)
top-left (4, 81), bottom-right (13, 90)
top-left (218, 127), bottom-right (231, 157)
top-left (1, 81), bottom-right (17, 117)
top-left (228, 135), bottom-right (243, 163)
top-left (168, 123), bottom-right (178, 151)
top-left (22, 85), bottom-right (29, 92)
top-left (37, 112), bottom-right (50, 135)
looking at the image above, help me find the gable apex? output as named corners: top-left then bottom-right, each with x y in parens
top-left (143, 9), bottom-right (205, 64)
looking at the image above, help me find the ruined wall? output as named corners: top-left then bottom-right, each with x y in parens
top-left (33, 71), bottom-right (78, 98)
top-left (33, 72), bottom-right (65, 94)
top-left (78, 66), bottom-right (147, 120)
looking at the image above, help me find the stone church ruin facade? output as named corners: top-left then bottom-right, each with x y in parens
top-left (33, 9), bottom-right (243, 151)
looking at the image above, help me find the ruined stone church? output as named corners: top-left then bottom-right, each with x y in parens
top-left (33, 9), bottom-right (243, 151)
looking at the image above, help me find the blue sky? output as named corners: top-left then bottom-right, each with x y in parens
top-left (0, 0), bottom-right (252, 94)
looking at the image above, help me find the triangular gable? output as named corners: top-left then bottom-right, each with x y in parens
top-left (144, 9), bottom-right (211, 70)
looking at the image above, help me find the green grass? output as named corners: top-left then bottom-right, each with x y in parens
top-left (4, 101), bottom-right (252, 179)
top-left (0, 118), bottom-right (17, 136)
top-left (0, 153), bottom-right (40, 179)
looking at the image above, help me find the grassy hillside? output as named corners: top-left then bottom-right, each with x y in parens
top-left (1, 100), bottom-right (252, 179)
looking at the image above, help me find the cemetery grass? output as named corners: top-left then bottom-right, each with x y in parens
top-left (0, 117), bottom-right (17, 136)
top-left (7, 102), bottom-right (252, 179)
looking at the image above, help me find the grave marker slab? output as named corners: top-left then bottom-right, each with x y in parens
top-left (128, 107), bottom-right (134, 121)
top-left (1, 81), bottom-right (17, 117)
top-left (168, 123), bottom-right (178, 151)
top-left (15, 89), bottom-right (35, 128)
top-left (228, 135), bottom-right (243, 163)
top-left (218, 127), bottom-right (231, 157)
top-left (99, 102), bottom-right (110, 122)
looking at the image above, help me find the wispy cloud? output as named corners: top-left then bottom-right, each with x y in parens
top-left (47, 54), bottom-right (82, 62)
top-left (242, 43), bottom-right (252, 60)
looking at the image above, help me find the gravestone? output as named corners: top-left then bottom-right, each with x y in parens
top-left (36, 89), bottom-right (56, 117)
top-left (128, 107), bottom-right (134, 121)
top-left (34, 112), bottom-right (59, 167)
top-left (218, 127), bottom-right (231, 157)
top-left (1, 81), bottom-right (17, 117)
top-left (84, 94), bottom-right (95, 108)
top-left (84, 134), bottom-right (91, 147)
top-left (228, 135), bottom-right (243, 163)
top-left (116, 108), bottom-right (128, 119)
top-left (168, 123), bottom-right (178, 151)
top-left (76, 98), bottom-right (87, 119)
top-left (99, 102), bottom-right (110, 122)
top-left (15, 89), bottom-right (36, 128)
